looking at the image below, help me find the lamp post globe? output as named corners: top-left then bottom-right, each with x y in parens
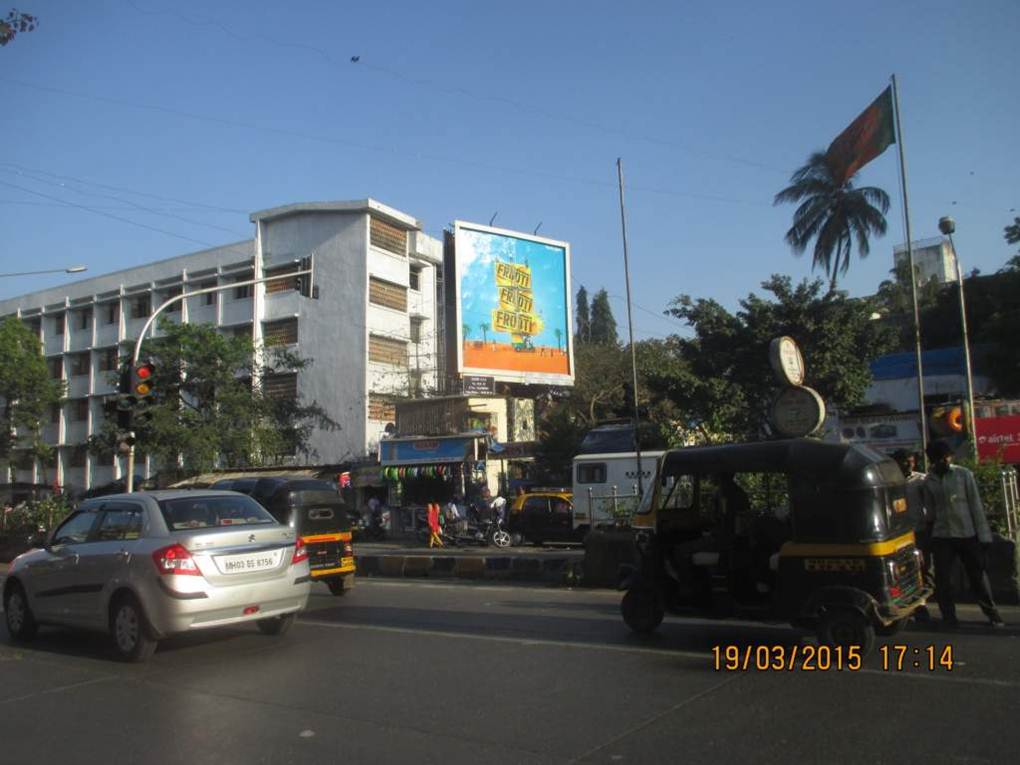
top-left (938, 216), bottom-right (955, 236)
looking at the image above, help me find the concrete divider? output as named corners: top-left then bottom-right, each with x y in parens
top-left (352, 552), bottom-right (577, 585)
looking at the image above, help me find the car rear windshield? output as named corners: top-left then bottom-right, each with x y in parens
top-left (158, 495), bottom-right (277, 530)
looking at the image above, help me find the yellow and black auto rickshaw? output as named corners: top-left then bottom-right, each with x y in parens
top-left (620, 439), bottom-right (932, 654)
top-left (211, 477), bottom-right (356, 596)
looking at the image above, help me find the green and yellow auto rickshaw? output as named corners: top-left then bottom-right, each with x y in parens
top-left (620, 439), bottom-right (932, 654)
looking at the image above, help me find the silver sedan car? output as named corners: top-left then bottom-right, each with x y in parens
top-left (2, 490), bottom-right (311, 661)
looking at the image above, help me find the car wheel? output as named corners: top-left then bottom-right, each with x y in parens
top-left (256, 613), bottom-right (296, 636)
top-left (621, 588), bottom-right (664, 635)
top-left (110, 595), bottom-right (157, 662)
top-left (491, 529), bottom-right (512, 548)
top-left (817, 607), bottom-right (876, 657)
top-left (327, 579), bottom-right (346, 597)
top-left (4, 584), bottom-right (38, 642)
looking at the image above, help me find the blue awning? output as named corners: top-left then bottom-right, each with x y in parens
top-left (379, 436), bottom-right (476, 466)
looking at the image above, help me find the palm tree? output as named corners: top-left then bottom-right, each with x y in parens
top-left (479, 322), bottom-right (490, 345)
top-left (774, 152), bottom-right (890, 290)
top-left (462, 323), bottom-right (471, 341)
top-left (554, 328), bottom-right (562, 351)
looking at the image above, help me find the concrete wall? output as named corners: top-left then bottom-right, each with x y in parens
top-left (261, 211), bottom-right (369, 463)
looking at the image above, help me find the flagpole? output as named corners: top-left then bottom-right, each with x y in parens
top-left (617, 158), bottom-right (643, 496)
top-left (891, 74), bottom-right (929, 468)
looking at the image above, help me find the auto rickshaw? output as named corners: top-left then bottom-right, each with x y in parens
top-left (620, 439), bottom-right (932, 654)
top-left (210, 477), bottom-right (356, 596)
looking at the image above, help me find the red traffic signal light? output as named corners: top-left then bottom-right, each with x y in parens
top-left (132, 362), bottom-right (155, 398)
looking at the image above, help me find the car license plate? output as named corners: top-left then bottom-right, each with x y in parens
top-left (215, 549), bottom-right (283, 575)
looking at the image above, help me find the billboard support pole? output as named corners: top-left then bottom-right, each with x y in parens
top-left (616, 158), bottom-right (643, 496)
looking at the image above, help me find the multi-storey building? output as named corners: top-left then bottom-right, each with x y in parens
top-left (0, 199), bottom-right (443, 494)
top-left (893, 236), bottom-right (958, 285)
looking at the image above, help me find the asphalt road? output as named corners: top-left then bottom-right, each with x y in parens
top-left (2, 579), bottom-right (1018, 764)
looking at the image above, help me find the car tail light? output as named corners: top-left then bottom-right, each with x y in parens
top-left (152, 543), bottom-right (201, 576)
top-left (292, 537), bottom-right (308, 565)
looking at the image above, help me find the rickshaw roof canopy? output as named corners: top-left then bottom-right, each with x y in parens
top-left (660, 439), bottom-right (899, 487)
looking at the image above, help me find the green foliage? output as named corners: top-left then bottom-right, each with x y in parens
top-left (774, 152), bottom-right (890, 289)
top-left (0, 317), bottom-right (64, 474)
top-left (589, 289), bottom-right (618, 345)
top-left (660, 275), bottom-right (897, 441)
top-left (0, 9), bottom-right (37, 47)
top-left (1004, 217), bottom-right (1020, 248)
top-left (575, 285), bottom-right (591, 345)
top-left (957, 454), bottom-right (1015, 538)
top-left (532, 406), bottom-right (587, 484)
top-left (3, 493), bottom-right (72, 533)
top-left (88, 320), bottom-right (337, 475)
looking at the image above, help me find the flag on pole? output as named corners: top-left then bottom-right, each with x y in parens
top-left (825, 86), bottom-right (896, 185)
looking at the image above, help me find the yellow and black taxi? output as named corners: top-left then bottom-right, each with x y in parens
top-left (508, 487), bottom-right (578, 546)
top-left (210, 477), bottom-right (355, 596)
top-left (620, 439), bottom-right (932, 655)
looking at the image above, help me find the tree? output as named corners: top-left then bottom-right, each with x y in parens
top-left (479, 322), bottom-right (489, 345)
top-left (554, 327), bottom-right (562, 351)
top-left (89, 321), bottom-right (337, 476)
top-left (462, 323), bottom-right (471, 341)
top-left (0, 9), bottom-right (37, 46)
top-left (774, 152), bottom-right (890, 290)
top-left (0, 317), bottom-right (63, 477)
top-left (575, 285), bottom-right (591, 345)
top-left (659, 276), bottom-right (897, 441)
top-left (590, 289), bottom-right (618, 345)
top-left (1005, 217), bottom-right (1020, 247)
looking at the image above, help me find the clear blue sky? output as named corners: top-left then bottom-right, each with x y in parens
top-left (2, 0), bottom-right (1018, 342)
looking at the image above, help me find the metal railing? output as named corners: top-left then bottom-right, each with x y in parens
top-left (577, 485), bottom-right (642, 528)
top-left (1000, 467), bottom-right (1019, 537)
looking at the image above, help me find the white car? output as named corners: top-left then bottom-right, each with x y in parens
top-left (3, 490), bottom-right (311, 661)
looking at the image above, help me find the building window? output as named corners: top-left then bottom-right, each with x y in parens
top-left (263, 373), bottom-right (297, 401)
top-left (70, 352), bottom-right (90, 377)
top-left (71, 399), bottom-right (89, 422)
top-left (576, 463), bottom-right (607, 484)
top-left (263, 318), bottom-right (298, 346)
top-left (370, 217), bottom-right (407, 256)
top-left (130, 296), bottom-right (150, 319)
top-left (103, 303), bottom-right (119, 325)
top-left (200, 281), bottom-right (218, 305)
top-left (368, 393), bottom-right (396, 422)
top-left (369, 334), bottom-right (408, 367)
top-left (264, 264), bottom-right (299, 294)
top-left (369, 277), bottom-right (408, 312)
top-left (234, 276), bottom-right (253, 300)
top-left (97, 347), bottom-right (119, 372)
top-left (228, 323), bottom-right (253, 339)
top-left (13, 451), bottom-right (34, 471)
top-left (54, 314), bottom-right (65, 336)
top-left (50, 403), bottom-right (61, 424)
top-left (409, 266), bottom-right (422, 292)
top-left (75, 308), bottom-right (92, 330)
top-left (163, 287), bottom-right (183, 313)
top-left (48, 357), bottom-right (63, 380)
top-left (68, 445), bottom-right (88, 468)
top-left (410, 318), bottom-right (423, 344)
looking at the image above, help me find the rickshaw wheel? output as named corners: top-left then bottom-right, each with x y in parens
top-left (621, 588), bottom-right (664, 635)
top-left (817, 607), bottom-right (876, 656)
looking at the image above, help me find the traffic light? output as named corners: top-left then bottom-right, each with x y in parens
top-left (132, 361), bottom-right (155, 400)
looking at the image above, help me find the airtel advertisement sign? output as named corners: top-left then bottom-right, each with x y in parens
top-left (975, 415), bottom-right (1020, 463)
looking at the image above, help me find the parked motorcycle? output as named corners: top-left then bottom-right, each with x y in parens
top-left (352, 508), bottom-right (388, 541)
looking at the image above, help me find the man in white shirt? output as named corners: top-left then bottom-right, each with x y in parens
top-left (922, 440), bottom-right (1004, 628)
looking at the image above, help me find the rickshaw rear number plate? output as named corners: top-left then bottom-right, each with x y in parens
top-left (803, 557), bottom-right (867, 572)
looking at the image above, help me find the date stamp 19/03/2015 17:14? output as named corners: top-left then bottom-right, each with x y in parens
top-left (711, 644), bottom-right (955, 672)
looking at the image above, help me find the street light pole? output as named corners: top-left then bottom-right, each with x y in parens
top-left (0, 265), bottom-right (87, 277)
top-left (938, 216), bottom-right (978, 462)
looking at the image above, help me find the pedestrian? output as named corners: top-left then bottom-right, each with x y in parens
top-left (922, 440), bottom-right (1005, 628)
top-left (427, 502), bottom-right (444, 548)
top-left (892, 449), bottom-right (933, 622)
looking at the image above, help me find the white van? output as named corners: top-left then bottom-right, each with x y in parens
top-left (571, 451), bottom-right (665, 530)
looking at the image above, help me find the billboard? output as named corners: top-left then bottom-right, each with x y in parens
top-left (453, 221), bottom-right (573, 386)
